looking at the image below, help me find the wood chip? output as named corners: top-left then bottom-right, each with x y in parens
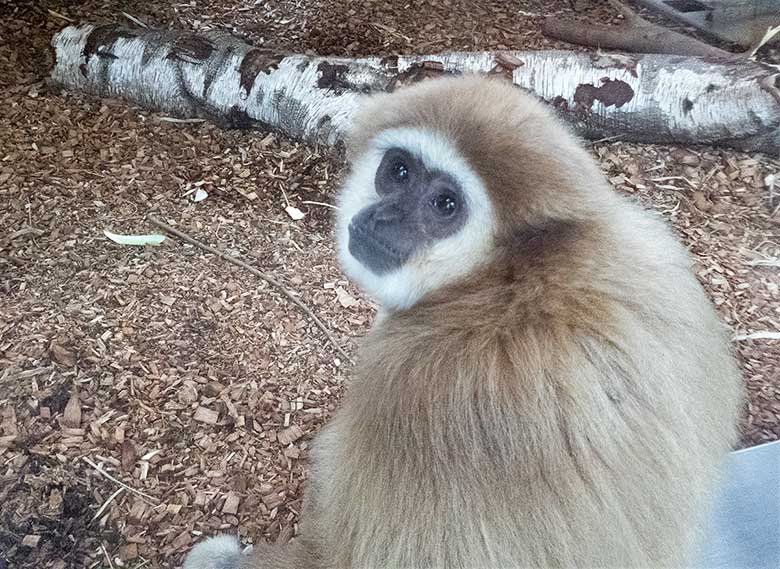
top-left (22, 535), bottom-right (41, 548)
top-left (61, 391), bottom-right (81, 428)
top-left (119, 543), bottom-right (138, 560)
top-left (277, 425), bottom-right (304, 446)
top-left (335, 286), bottom-right (358, 308)
top-left (222, 492), bottom-right (241, 515)
top-left (120, 440), bottom-right (136, 471)
top-left (495, 52), bottom-right (525, 69)
top-left (193, 406), bottom-right (219, 424)
top-left (49, 343), bottom-right (76, 367)
top-left (261, 492), bottom-right (284, 509)
top-left (171, 530), bottom-right (192, 550)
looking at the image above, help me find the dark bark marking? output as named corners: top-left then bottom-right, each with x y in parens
top-left (269, 87), bottom-right (310, 138)
top-left (202, 45), bottom-right (236, 99)
top-left (316, 114), bottom-right (336, 144)
top-left (380, 55), bottom-right (399, 71)
top-left (81, 25), bottom-right (138, 77)
top-left (317, 62), bottom-right (350, 93)
top-left (706, 83), bottom-right (718, 93)
top-left (84, 25), bottom-right (138, 61)
top-left (140, 41), bottom-right (156, 66)
top-left (573, 78), bottom-right (634, 111)
top-left (239, 49), bottom-right (284, 94)
top-left (551, 96), bottom-right (569, 111)
top-left (394, 60), bottom-right (452, 88)
top-left (167, 35), bottom-right (215, 64)
top-left (318, 60), bottom-right (399, 95)
top-left (682, 97), bottom-right (694, 113)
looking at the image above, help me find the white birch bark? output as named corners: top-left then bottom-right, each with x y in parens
top-left (50, 24), bottom-right (780, 154)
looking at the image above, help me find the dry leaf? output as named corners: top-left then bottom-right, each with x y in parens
top-left (285, 205), bottom-right (305, 220)
top-left (62, 391), bottom-right (81, 428)
top-left (103, 229), bottom-right (166, 246)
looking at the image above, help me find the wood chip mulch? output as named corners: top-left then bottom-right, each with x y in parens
top-left (0, 1), bottom-right (778, 568)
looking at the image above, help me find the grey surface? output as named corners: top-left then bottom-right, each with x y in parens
top-left (635, 0), bottom-right (780, 45)
top-left (695, 440), bottom-right (780, 568)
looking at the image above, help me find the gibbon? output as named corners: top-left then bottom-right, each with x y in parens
top-left (183, 75), bottom-right (742, 569)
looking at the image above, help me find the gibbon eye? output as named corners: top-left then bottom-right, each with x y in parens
top-left (391, 160), bottom-right (409, 184)
top-left (431, 193), bottom-right (457, 217)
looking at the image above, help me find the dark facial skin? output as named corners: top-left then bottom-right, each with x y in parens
top-left (348, 148), bottom-right (468, 275)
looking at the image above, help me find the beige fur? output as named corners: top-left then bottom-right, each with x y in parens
top-left (185, 76), bottom-right (742, 569)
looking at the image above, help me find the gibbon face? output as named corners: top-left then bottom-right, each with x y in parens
top-left (337, 126), bottom-right (495, 309)
top-left (336, 75), bottom-right (608, 310)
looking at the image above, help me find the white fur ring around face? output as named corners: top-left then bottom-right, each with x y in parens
top-left (182, 535), bottom-right (244, 569)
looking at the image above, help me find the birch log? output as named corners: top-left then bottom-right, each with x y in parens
top-left (50, 24), bottom-right (780, 154)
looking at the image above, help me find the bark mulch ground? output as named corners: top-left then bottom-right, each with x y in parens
top-left (1, 1), bottom-right (778, 567)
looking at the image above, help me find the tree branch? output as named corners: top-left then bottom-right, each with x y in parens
top-left (50, 24), bottom-right (780, 155)
top-left (542, 1), bottom-right (736, 58)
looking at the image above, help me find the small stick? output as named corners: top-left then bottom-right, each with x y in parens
top-left (733, 331), bottom-right (780, 341)
top-left (121, 12), bottom-right (149, 29)
top-left (158, 116), bottom-right (207, 124)
top-left (91, 487), bottom-right (125, 523)
top-left (47, 9), bottom-right (74, 23)
top-left (101, 544), bottom-right (115, 569)
top-left (148, 216), bottom-right (354, 364)
top-left (83, 457), bottom-right (159, 504)
top-left (301, 200), bottom-right (339, 210)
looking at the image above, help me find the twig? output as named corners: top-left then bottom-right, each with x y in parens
top-left (91, 487), bottom-right (125, 523)
top-left (590, 135), bottom-right (622, 145)
top-left (83, 457), bottom-right (159, 504)
top-left (542, 0), bottom-right (736, 59)
top-left (733, 331), bottom-right (780, 341)
top-left (101, 544), bottom-right (115, 569)
top-left (121, 12), bottom-right (149, 29)
top-left (147, 216), bottom-right (354, 364)
top-left (300, 200), bottom-right (339, 210)
top-left (158, 116), bottom-right (206, 124)
top-left (746, 257), bottom-right (780, 268)
top-left (748, 24), bottom-right (780, 60)
top-left (47, 9), bottom-right (74, 23)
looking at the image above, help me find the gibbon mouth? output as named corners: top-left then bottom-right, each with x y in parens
top-left (347, 222), bottom-right (412, 275)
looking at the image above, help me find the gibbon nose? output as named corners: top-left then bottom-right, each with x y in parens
top-left (370, 201), bottom-right (406, 225)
